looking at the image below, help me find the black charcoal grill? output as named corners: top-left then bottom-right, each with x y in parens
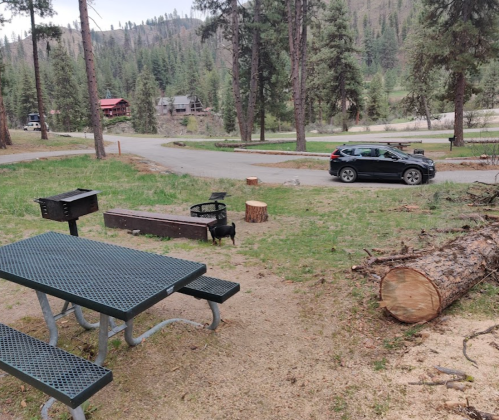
top-left (34, 189), bottom-right (101, 236)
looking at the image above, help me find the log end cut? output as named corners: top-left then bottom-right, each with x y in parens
top-left (380, 267), bottom-right (441, 323)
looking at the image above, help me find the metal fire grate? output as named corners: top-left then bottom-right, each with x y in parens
top-left (190, 201), bottom-right (227, 226)
top-left (0, 323), bottom-right (112, 408)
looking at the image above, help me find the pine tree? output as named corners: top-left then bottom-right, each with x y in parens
top-left (311, 0), bottom-right (364, 131)
top-left (421, 0), bottom-right (499, 146)
top-left (51, 42), bottom-right (82, 131)
top-left (17, 67), bottom-right (38, 123)
top-left (367, 73), bottom-right (388, 120)
top-left (478, 61), bottom-right (499, 109)
top-left (222, 77), bottom-right (236, 133)
top-left (132, 66), bottom-right (158, 134)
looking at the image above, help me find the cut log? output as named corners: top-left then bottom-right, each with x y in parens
top-left (246, 177), bottom-right (258, 186)
top-left (380, 223), bottom-right (499, 323)
top-left (245, 200), bottom-right (268, 223)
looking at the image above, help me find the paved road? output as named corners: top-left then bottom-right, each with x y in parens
top-left (1, 132), bottom-right (498, 187)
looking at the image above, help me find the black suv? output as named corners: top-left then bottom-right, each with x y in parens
top-left (329, 144), bottom-right (436, 185)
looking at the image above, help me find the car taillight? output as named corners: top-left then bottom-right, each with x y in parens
top-left (330, 149), bottom-right (340, 159)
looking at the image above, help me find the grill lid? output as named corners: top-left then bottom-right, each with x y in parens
top-left (38, 189), bottom-right (101, 203)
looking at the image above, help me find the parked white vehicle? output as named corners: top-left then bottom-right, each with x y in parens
top-left (23, 122), bottom-right (49, 132)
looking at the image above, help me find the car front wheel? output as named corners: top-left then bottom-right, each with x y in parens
top-left (403, 168), bottom-right (422, 185)
top-left (339, 167), bottom-right (357, 183)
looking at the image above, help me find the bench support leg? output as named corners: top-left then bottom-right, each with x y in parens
top-left (124, 317), bottom-right (203, 347)
top-left (95, 314), bottom-right (110, 366)
top-left (207, 301), bottom-right (220, 330)
top-left (41, 397), bottom-right (86, 420)
top-left (70, 406), bottom-right (86, 420)
top-left (36, 291), bottom-right (58, 346)
top-left (74, 305), bottom-right (100, 330)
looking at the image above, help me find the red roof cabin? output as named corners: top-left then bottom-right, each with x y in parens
top-left (99, 98), bottom-right (130, 118)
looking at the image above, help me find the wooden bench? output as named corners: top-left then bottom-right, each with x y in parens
top-left (178, 276), bottom-right (240, 330)
top-left (103, 208), bottom-right (217, 241)
top-left (0, 323), bottom-right (112, 420)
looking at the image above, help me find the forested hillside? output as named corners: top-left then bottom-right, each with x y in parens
top-left (1, 0), bottom-right (498, 139)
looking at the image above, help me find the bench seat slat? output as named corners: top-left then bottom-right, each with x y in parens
top-left (178, 276), bottom-right (240, 303)
top-left (106, 209), bottom-right (217, 226)
top-left (0, 324), bottom-right (112, 409)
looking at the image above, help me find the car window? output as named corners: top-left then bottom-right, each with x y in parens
top-left (340, 148), bottom-right (355, 156)
top-left (378, 149), bottom-right (394, 158)
top-left (354, 148), bottom-right (373, 157)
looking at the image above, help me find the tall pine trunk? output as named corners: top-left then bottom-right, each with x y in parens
top-left (423, 95), bottom-right (432, 130)
top-left (0, 66), bottom-right (11, 149)
top-left (340, 73), bottom-right (347, 132)
top-left (287, 0), bottom-right (307, 152)
top-left (231, 0), bottom-right (246, 141)
top-left (259, 66), bottom-right (265, 141)
top-left (245, 0), bottom-right (260, 142)
top-left (454, 72), bottom-right (465, 147)
top-left (29, 1), bottom-right (48, 141)
top-left (79, 0), bottom-right (106, 159)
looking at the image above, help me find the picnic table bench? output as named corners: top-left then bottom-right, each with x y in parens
top-left (0, 323), bottom-right (112, 420)
top-left (103, 208), bottom-right (217, 241)
top-left (375, 140), bottom-right (422, 150)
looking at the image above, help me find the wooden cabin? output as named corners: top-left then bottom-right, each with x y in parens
top-left (157, 95), bottom-right (205, 115)
top-left (99, 98), bottom-right (131, 118)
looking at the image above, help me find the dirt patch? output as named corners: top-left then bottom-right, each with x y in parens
top-left (1, 206), bottom-right (498, 419)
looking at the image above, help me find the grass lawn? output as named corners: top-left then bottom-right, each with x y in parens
top-left (0, 130), bottom-right (102, 155)
top-left (1, 136), bottom-right (499, 419)
top-left (165, 139), bottom-right (488, 159)
top-left (400, 130), bottom-right (499, 139)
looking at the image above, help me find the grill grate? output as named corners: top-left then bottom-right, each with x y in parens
top-left (0, 232), bottom-right (206, 320)
top-left (0, 323), bottom-right (112, 408)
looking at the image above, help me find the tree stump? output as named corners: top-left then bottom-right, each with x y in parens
top-left (380, 223), bottom-right (499, 323)
top-left (246, 177), bottom-right (258, 186)
top-left (245, 201), bottom-right (268, 223)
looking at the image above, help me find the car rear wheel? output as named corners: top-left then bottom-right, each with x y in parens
top-left (403, 168), bottom-right (422, 185)
top-left (339, 167), bottom-right (357, 183)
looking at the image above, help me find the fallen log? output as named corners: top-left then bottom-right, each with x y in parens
top-left (380, 223), bottom-right (499, 323)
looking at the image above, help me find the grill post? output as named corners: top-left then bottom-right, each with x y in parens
top-left (68, 219), bottom-right (79, 237)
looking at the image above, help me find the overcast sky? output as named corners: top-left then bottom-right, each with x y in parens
top-left (1, 0), bottom-right (198, 40)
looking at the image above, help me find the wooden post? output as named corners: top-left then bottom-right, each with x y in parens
top-left (118, 141), bottom-right (121, 156)
top-left (245, 201), bottom-right (268, 223)
top-left (246, 177), bottom-right (258, 186)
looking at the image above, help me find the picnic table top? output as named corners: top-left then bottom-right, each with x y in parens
top-left (0, 232), bottom-right (206, 321)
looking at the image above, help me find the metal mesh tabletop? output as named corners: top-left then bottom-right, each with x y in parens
top-left (0, 232), bottom-right (206, 320)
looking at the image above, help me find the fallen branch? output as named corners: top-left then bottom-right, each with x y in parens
top-left (445, 401), bottom-right (499, 420)
top-left (366, 253), bottom-right (423, 266)
top-left (363, 248), bottom-right (373, 257)
top-left (408, 366), bottom-right (473, 387)
top-left (434, 227), bottom-right (471, 233)
top-left (463, 324), bottom-right (499, 366)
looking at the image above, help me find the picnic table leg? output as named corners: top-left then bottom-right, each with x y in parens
top-left (123, 317), bottom-right (203, 347)
top-left (94, 314), bottom-right (109, 366)
top-left (207, 301), bottom-right (220, 330)
top-left (36, 291), bottom-right (58, 346)
top-left (69, 406), bottom-right (86, 420)
top-left (41, 397), bottom-right (86, 420)
top-left (74, 305), bottom-right (100, 330)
